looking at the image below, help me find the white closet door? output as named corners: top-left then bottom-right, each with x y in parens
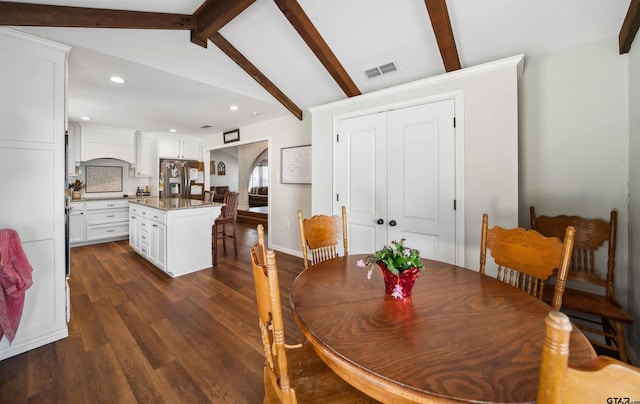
top-left (387, 100), bottom-right (456, 262)
top-left (337, 99), bottom-right (456, 263)
top-left (337, 112), bottom-right (388, 254)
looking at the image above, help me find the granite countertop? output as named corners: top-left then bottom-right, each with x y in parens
top-left (128, 197), bottom-right (224, 211)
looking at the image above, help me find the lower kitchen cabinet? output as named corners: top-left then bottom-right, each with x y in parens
top-left (129, 203), bottom-right (219, 277)
top-left (69, 201), bottom-right (86, 244)
top-left (71, 199), bottom-right (129, 247)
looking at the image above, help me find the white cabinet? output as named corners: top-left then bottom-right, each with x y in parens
top-left (157, 135), bottom-right (201, 160)
top-left (0, 27), bottom-right (70, 359)
top-left (71, 199), bottom-right (129, 246)
top-left (134, 132), bottom-right (154, 177)
top-left (129, 203), bottom-right (219, 277)
top-left (80, 124), bottom-right (135, 163)
top-left (129, 205), bottom-right (167, 272)
top-left (69, 202), bottom-right (86, 244)
top-left (149, 219), bottom-right (167, 271)
top-left (180, 136), bottom-right (201, 160)
top-left (129, 206), bottom-right (141, 252)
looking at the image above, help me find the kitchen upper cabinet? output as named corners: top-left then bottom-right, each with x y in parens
top-left (80, 124), bottom-right (135, 163)
top-left (134, 132), bottom-right (154, 177)
top-left (157, 135), bottom-right (201, 160)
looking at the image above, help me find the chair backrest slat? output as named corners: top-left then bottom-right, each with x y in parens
top-left (530, 207), bottom-right (616, 299)
top-left (480, 213), bottom-right (575, 310)
top-left (298, 206), bottom-right (348, 270)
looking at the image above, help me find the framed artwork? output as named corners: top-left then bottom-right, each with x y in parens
top-left (210, 161), bottom-right (215, 175)
top-left (281, 145), bottom-right (311, 184)
top-left (218, 161), bottom-right (226, 176)
top-left (223, 129), bottom-right (240, 144)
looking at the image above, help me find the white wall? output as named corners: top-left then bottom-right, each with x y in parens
top-left (209, 149), bottom-right (239, 191)
top-left (310, 55), bottom-right (522, 269)
top-left (627, 35), bottom-right (640, 363)
top-left (201, 115), bottom-right (311, 256)
top-left (519, 38), bottom-right (631, 304)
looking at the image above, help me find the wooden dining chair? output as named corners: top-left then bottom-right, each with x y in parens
top-left (297, 206), bottom-right (348, 270)
top-left (203, 190), bottom-right (213, 202)
top-left (212, 192), bottom-right (238, 263)
top-left (480, 213), bottom-right (575, 310)
top-left (249, 237), bottom-right (377, 403)
top-left (537, 310), bottom-right (640, 403)
top-left (530, 207), bottom-right (633, 362)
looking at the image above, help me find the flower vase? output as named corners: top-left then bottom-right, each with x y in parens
top-left (72, 191), bottom-right (81, 200)
top-left (378, 263), bottom-right (420, 298)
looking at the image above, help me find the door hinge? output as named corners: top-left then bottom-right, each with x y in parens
top-left (453, 117), bottom-right (456, 128)
top-left (336, 194), bottom-right (339, 202)
top-left (336, 134), bottom-right (339, 142)
top-left (454, 200), bottom-right (457, 210)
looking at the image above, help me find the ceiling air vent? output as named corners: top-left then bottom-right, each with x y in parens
top-left (200, 124), bottom-right (214, 129)
top-left (363, 61), bottom-right (397, 80)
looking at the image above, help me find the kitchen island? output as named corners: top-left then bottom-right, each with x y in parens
top-left (129, 198), bottom-right (223, 277)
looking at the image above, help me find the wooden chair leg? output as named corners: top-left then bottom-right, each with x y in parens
top-left (602, 317), bottom-right (615, 347)
top-left (232, 221), bottom-right (238, 256)
top-left (222, 222), bottom-right (227, 253)
top-left (212, 223), bottom-right (218, 264)
top-left (614, 320), bottom-right (629, 363)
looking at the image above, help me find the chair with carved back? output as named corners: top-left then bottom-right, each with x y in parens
top-left (297, 206), bottom-right (348, 270)
top-left (212, 192), bottom-right (238, 263)
top-left (480, 213), bottom-right (575, 310)
top-left (537, 310), bottom-right (640, 403)
top-left (203, 190), bottom-right (213, 202)
top-left (249, 230), bottom-right (377, 403)
top-left (530, 207), bottom-right (633, 362)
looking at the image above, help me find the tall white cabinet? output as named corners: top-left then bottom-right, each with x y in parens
top-left (0, 28), bottom-right (70, 359)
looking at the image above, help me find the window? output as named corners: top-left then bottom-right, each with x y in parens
top-left (248, 160), bottom-right (268, 189)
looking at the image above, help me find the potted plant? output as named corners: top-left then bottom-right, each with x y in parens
top-left (357, 239), bottom-right (424, 298)
top-left (70, 179), bottom-right (84, 200)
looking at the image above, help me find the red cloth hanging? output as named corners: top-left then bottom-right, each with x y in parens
top-left (0, 229), bottom-right (34, 343)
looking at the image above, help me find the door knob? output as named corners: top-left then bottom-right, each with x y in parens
top-left (377, 219), bottom-right (384, 225)
top-left (389, 220), bottom-right (397, 227)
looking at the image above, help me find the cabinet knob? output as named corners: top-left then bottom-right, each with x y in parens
top-left (389, 220), bottom-right (397, 227)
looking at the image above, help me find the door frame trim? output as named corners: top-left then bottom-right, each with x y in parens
top-left (332, 90), bottom-right (465, 265)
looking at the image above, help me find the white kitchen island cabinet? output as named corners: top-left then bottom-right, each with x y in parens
top-left (129, 198), bottom-right (222, 277)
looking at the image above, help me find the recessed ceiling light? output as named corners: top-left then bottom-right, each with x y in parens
top-left (229, 105), bottom-right (239, 111)
top-left (80, 116), bottom-right (91, 120)
top-left (110, 76), bottom-right (126, 84)
top-left (169, 129), bottom-right (177, 133)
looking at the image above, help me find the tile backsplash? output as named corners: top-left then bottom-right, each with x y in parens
top-left (70, 158), bottom-right (150, 198)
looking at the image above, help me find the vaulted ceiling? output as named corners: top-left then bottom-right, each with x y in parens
top-left (1, 0), bottom-right (637, 135)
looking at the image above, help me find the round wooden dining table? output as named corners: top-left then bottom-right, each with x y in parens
top-left (289, 255), bottom-right (596, 403)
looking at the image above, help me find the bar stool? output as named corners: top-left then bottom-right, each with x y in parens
top-left (213, 192), bottom-right (238, 264)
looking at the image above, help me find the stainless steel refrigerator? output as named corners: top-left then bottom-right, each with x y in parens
top-left (158, 159), bottom-right (204, 199)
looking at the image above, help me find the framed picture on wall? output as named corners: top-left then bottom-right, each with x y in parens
top-left (281, 145), bottom-right (311, 184)
top-left (223, 129), bottom-right (240, 144)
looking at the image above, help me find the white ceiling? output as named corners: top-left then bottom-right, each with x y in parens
top-left (6, 0), bottom-right (631, 136)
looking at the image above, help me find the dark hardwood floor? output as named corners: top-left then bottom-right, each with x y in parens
top-left (0, 222), bottom-right (306, 403)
